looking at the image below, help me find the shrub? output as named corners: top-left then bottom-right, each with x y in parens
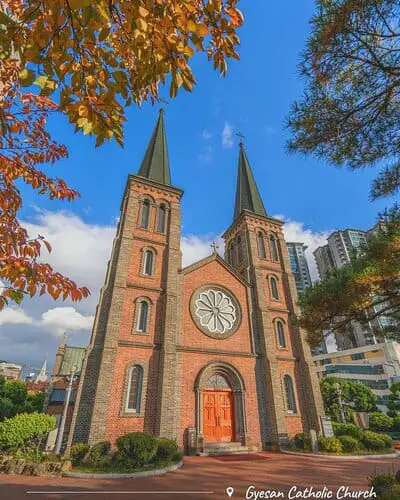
top-left (116, 432), bottom-right (158, 467)
top-left (368, 473), bottom-right (395, 494)
top-left (318, 436), bottom-right (343, 454)
top-left (337, 435), bottom-right (359, 452)
top-left (392, 416), bottom-right (400, 431)
top-left (0, 412), bottom-right (55, 458)
top-left (85, 441), bottom-right (111, 468)
top-left (155, 438), bottom-right (179, 462)
top-left (361, 430), bottom-right (391, 451)
top-left (379, 434), bottom-right (393, 449)
top-left (332, 422), bottom-right (361, 439)
top-left (294, 433), bottom-right (311, 450)
top-left (70, 443), bottom-right (90, 466)
top-left (369, 412), bottom-right (394, 432)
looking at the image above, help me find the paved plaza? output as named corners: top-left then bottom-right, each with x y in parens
top-left (0, 453), bottom-right (398, 500)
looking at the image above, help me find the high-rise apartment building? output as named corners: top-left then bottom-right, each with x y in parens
top-left (286, 242), bottom-right (312, 295)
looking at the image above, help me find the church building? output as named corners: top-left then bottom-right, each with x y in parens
top-left (69, 110), bottom-right (324, 453)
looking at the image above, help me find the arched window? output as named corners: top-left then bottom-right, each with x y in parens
top-left (126, 365), bottom-right (143, 412)
top-left (206, 374), bottom-right (230, 390)
top-left (140, 199), bottom-right (150, 229)
top-left (270, 234), bottom-right (279, 261)
top-left (276, 320), bottom-right (286, 348)
top-left (230, 242), bottom-right (235, 266)
top-left (143, 250), bottom-right (154, 276)
top-left (257, 232), bottom-right (266, 259)
top-left (270, 276), bottom-right (279, 300)
top-left (136, 301), bottom-right (149, 332)
top-left (237, 235), bottom-right (243, 262)
top-left (284, 375), bottom-right (297, 413)
top-left (157, 204), bottom-right (167, 233)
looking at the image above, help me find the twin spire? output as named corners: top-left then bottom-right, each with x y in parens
top-left (137, 111), bottom-right (267, 222)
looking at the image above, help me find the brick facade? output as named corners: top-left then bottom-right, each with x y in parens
top-left (68, 151), bottom-right (324, 454)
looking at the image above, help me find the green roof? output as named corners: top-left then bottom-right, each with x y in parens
top-left (233, 143), bottom-right (267, 221)
top-left (137, 109), bottom-right (171, 186)
top-left (59, 346), bottom-right (86, 376)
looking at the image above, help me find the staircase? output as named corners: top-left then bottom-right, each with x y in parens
top-left (200, 442), bottom-right (254, 456)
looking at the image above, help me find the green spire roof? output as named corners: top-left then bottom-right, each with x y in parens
top-left (137, 109), bottom-right (171, 186)
top-left (233, 143), bottom-right (267, 221)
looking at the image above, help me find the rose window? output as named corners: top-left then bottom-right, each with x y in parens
top-left (195, 289), bottom-right (237, 334)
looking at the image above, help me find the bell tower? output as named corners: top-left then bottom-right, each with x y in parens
top-left (223, 143), bottom-right (324, 447)
top-left (69, 110), bottom-right (183, 448)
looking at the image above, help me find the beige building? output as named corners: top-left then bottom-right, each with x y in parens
top-left (313, 340), bottom-right (400, 412)
top-left (0, 360), bottom-right (22, 380)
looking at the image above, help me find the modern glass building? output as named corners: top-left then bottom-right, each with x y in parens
top-left (286, 242), bottom-right (312, 295)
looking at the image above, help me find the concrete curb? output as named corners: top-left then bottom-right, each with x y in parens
top-left (281, 450), bottom-right (398, 460)
top-left (63, 461), bottom-right (183, 479)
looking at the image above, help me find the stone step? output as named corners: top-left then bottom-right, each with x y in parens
top-left (203, 442), bottom-right (242, 449)
top-left (208, 448), bottom-right (251, 455)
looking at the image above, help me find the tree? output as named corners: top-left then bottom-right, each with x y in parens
top-left (320, 377), bottom-right (377, 422)
top-left (299, 210), bottom-right (400, 347)
top-left (287, 0), bottom-right (400, 200)
top-left (1, 0), bottom-right (243, 309)
top-left (0, 376), bottom-right (45, 421)
top-left (387, 381), bottom-right (400, 417)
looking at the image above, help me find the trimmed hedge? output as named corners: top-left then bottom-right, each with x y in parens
top-left (294, 433), bottom-right (311, 451)
top-left (155, 438), bottom-right (179, 462)
top-left (368, 412), bottom-right (394, 432)
top-left (318, 436), bottom-right (343, 453)
top-left (85, 441), bottom-right (111, 467)
top-left (116, 432), bottom-right (158, 467)
top-left (361, 430), bottom-right (392, 451)
top-left (332, 422), bottom-right (361, 439)
top-left (337, 435), bottom-right (359, 452)
top-left (70, 443), bottom-right (90, 466)
top-left (0, 413), bottom-right (55, 452)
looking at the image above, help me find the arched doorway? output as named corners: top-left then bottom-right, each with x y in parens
top-left (194, 363), bottom-right (247, 445)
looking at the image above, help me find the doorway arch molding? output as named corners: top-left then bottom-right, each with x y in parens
top-left (194, 361), bottom-right (247, 447)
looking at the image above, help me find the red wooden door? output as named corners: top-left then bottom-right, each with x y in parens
top-left (203, 390), bottom-right (234, 443)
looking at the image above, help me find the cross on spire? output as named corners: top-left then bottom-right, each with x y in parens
top-left (211, 241), bottom-right (219, 254)
top-left (236, 132), bottom-right (245, 146)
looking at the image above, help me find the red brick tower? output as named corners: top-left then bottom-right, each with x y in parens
top-left (222, 143), bottom-right (324, 446)
top-left (69, 110), bottom-right (183, 446)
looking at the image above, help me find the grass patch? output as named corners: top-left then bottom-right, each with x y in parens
top-left (71, 460), bottom-right (181, 475)
top-left (283, 447), bottom-right (395, 456)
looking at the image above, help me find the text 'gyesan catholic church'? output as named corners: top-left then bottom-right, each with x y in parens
top-left (68, 110), bottom-right (324, 453)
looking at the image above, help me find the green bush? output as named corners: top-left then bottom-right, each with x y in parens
top-left (318, 436), bottom-right (343, 453)
top-left (392, 416), bottom-right (400, 431)
top-left (337, 435), bottom-right (359, 452)
top-left (0, 413), bottom-right (55, 456)
top-left (85, 441), bottom-right (111, 468)
top-left (294, 433), bottom-right (311, 450)
top-left (369, 412), bottom-right (394, 432)
top-left (361, 430), bottom-right (392, 451)
top-left (70, 443), bottom-right (90, 466)
top-left (116, 432), bottom-right (158, 467)
top-left (332, 422), bottom-right (361, 439)
top-left (368, 473), bottom-right (395, 495)
top-left (155, 438), bottom-right (179, 462)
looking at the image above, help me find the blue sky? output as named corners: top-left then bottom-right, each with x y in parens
top-left (19, 0), bottom-right (395, 234)
top-left (3, 1), bottom-right (397, 369)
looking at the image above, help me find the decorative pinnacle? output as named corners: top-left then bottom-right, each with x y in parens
top-left (236, 132), bottom-right (245, 146)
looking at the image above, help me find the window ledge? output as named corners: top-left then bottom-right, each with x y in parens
top-left (119, 411), bottom-right (145, 418)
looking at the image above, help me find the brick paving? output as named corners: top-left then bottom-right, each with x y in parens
top-left (0, 453), bottom-right (399, 500)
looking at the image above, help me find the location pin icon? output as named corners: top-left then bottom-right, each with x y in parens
top-left (226, 487), bottom-right (234, 497)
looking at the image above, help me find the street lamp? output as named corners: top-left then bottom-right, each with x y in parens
top-left (333, 382), bottom-right (346, 423)
top-left (54, 364), bottom-right (78, 455)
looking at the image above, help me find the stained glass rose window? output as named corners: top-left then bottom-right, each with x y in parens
top-left (195, 289), bottom-right (237, 334)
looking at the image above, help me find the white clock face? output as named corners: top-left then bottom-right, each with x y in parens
top-left (194, 289), bottom-right (237, 334)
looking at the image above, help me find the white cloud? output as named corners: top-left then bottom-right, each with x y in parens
top-left (181, 234), bottom-right (225, 267)
top-left (0, 209), bottom-right (332, 366)
top-left (198, 145), bottom-right (213, 165)
top-left (202, 129), bottom-right (212, 141)
top-left (0, 307), bottom-right (33, 326)
top-left (222, 122), bottom-right (234, 149)
top-left (40, 307), bottom-right (94, 336)
top-left (278, 216), bottom-right (331, 281)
